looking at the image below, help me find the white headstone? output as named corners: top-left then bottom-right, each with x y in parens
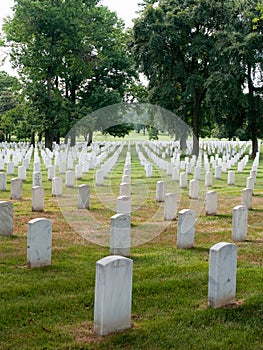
top-left (146, 163), bottom-right (152, 178)
top-left (156, 181), bottom-right (166, 202)
top-left (177, 209), bottom-right (195, 248)
top-left (179, 172), bottom-right (187, 189)
top-left (189, 179), bottom-right (199, 199)
top-left (0, 172), bottom-right (7, 191)
top-left (205, 190), bottom-right (218, 216)
top-left (117, 195), bottom-right (131, 215)
top-left (232, 205), bottom-right (248, 241)
top-left (27, 218), bottom-right (52, 268)
top-left (110, 214), bottom-right (130, 257)
top-left (205, 171), bottom-right (212, 187)
top-left (94, 255), bottom-right (133, 336)
top-left (7, 162), bottom-right (14, 175)
top-left (0, 201), bottom-right (13, 235)
top-left (75, 164), bottom-right (82, 180)
top-left (227, 171), bottom-right (235, 185)
top-left (119, 182), bottom-right (130, 197)
top-left (246, 177), bottom-right (255, 193)
top-left (18, 165), bottom-right (27, 181)
top-left (33, 171), bottom-right (42, 187)
top-left (48, 165), bottom-right (56, 180)
top-left (208, 242), bottom-right (237, 308)
top-left (78, 184), bottom-right (90, 209)
top-left (164, 193), bottom-right (178, 220)
top-left (241, 188), bottom-right (253, 209)
top-left (172, 167), bottom-right (179, 181)
top-left (66, 170), bottom-right (75, 188)
top-left (214, 165), bottom-right (221, 179)
top-left (95, 169), bottom-right (104, 186)
top-left (32, 186), bottom-right (44, 212)
top-left (52, 177), bottom-right (62, 196)
top-left (10, 178), bottom-right (22, 199)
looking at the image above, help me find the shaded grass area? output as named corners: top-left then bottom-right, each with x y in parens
top-left (0, 143), bottom-right (262, 349)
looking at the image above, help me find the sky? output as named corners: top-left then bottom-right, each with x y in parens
top-left (0, 0), bottom-right (142, 75)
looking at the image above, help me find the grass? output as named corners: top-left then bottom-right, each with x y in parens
top-left (0, 140), bottom-right (262, 350)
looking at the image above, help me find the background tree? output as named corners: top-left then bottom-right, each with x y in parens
top-left (3, 0), bottom-right (137, 149)
top-left (132, 0), bottom-right (263, 157)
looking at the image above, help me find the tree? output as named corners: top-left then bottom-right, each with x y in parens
top-left (205, 0), bottom-right (263, 158)
top-left (131, 0), bottom-right (263, 157)
top-left (3, 0), bottom-right (137, 149)
top-left (131, 0), bottom-right (225, 155)
top-left (0, 71), bottom-right (20, 141)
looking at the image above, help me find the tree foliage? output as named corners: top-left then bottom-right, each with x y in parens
top-left (132, 0), bottom-right (263, 157)
top-left (3, 0), bottom-right (137, 148)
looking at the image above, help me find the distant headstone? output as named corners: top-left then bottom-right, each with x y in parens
top-left (119, 182), bottom-right (130, 197)
top-left (94, 255), bottom-right (133, 336)
top-left (177, 209), bottom-right (195, 248)
top-left (0, 172), bottom-right (7, 191)
top-left (214, 165), bottom-right (221, 179)
top-left (179, 172), bottom-right (187, 189)
top-left (172, 167), bottom-right (179, 181)
top-left (27, 218), bottom-right (52, 268)
top-left (78, 184), bottom-right (90, 209)
top-left (206, 190), bottom-right (218, 215)
top-left (33, 171), bottom-right (42, 187)
top-left (48, 165), bottom-right (56, 181)
top-left (208, 242), bottom-right (237, 308)
top-left (189, 179), bottom-right (199, 199)
top-left (18, 165), bottom-right (27, 181)
top-left (156, 181), bottom-right (166, 202)
top-left (110, 214), bottom-right (130, 257)
top-left (65, 170), bottom-right (75, 188)
top-left (205, 171), bottom-right (212, 187)
top-left (95, 169), bottom-right (104, 186)
top-left (52, 177), bottom-right (62, 196)
top-left (10, 178), bottom-right (22, 199)
top-left (232, 205), bottom-right (248, 241)
top-left (241, 188), bottom-right (253, 209)
top-left (164, 193), bottom-right (178, 220)
top-left (146, 163), bottom-right (152, 178)
top-left (0, 201), bottom-right (13, 235)
top-left (117, 195), bottom-right (131, 215)
top-left (228, 171), bottom-right (235, 185)
top-left (246, 177), bottom-right (255, 193)
top-left (75, 164), bottom-right (82, 180)
top-left (32, 186), bottom-right (44, 212)
top-left (7, 162), bottom-right (14, 175)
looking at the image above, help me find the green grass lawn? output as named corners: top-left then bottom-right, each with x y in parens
top-left (0, 141), bottom-right (262, 350)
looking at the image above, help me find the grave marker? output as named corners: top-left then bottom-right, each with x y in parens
top-left (27, 218), bottom-right (52, 268)
top-left (177, 209), bottom-right (195, 248)
top-left (94, 255), bottom-right (133, 336)
top-left (232, 205), bottom-right (248, 241)
top-left (78, 184), bottom-right (90, 209)
top-left (110, 214), bottom-right (130, 257)
top-left (0, 201), bottom-right (13, 235)
top-left (208, 242), bottom-right (237, 308)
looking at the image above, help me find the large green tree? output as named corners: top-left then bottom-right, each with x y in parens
top-left (132, 0), bottom-right (263, 157)
top-left (3, 0), bottom-right (136, 149)
top-left (132, 0), bottom-right (225, 154)
top-left (205, 0), bottom-right (263, 158)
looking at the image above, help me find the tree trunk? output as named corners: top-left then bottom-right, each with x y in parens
top-left (70, 128), bottom-right (76, 147)
top-left (192, 91), bottom-right (202, 156)
top-left (45, 129), bottom-right (53, 150)
top-left (251, 132), bottom-right (258, 159)
top-left (87, 130), bottom-right (93, 146)
top-left (30, 132), bottom-right (35, 147)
